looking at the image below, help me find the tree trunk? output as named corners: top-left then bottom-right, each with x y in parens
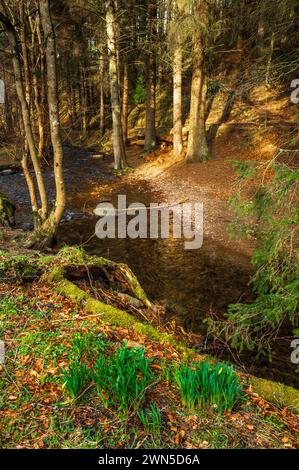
top-left (37, 0), bottom-right (66, 247)
top-left (105, 0), bottom-right (126, 169)
top-left (29, 9), bottom-right (45, 160)
top-left (185, 31), bottom-right (209, 163)
top-left (144, 52), bottom-right (156, 152)
top-left (144, 1), bottom-right (156, 153)
top-left (99, 52), bottom-right (105, 138)
top-left (122, 58), bottom-right (129, 144)
top-left (36, 10), bottom-right (47, 158)
top-left (0, 7), bottom-right (48, 225)
top-left (173, 41), bottom-right (183, 158)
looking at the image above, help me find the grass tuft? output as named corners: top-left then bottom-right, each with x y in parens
top-left (174, 360), bottom-right (244, 412)
top-left (93, 341), bottom-right (155, 410)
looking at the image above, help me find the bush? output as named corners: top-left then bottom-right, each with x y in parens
top-left (93, 341), bottom-right (155, 410)
top-left (207, 160), bottom-right (299, 355)
top-left (173, 360), bottom-right (243, 412)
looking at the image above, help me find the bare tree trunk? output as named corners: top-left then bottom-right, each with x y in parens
top-left (36, 0), bottom-right (66, 247)
top-left (144, 51), bottom-right (156, 152)
top-left (265, 32), bottom-right (275, 86)
top-left (36, 10), bottom-right (46, 158)
top-left (144, 1), bottom-right (156, 153)
top-left (105, 0), bottom-right (126, 169)
top-left (186, 31), bottom-right (209, 163)
top-left (0, 6), bottom-right (48, 225)
top-left (79, 65), bottom-right (87, 135)
top-left (122, 58), bottom-right (129, 144)
top-left (19, 1), bottom-right (31, 107)
top-left (28, 9), bottom-right (45, 160)
top-left (99, 52), bottom-right (105, 138)
top-left (173, 41), bottom-right (183, 158)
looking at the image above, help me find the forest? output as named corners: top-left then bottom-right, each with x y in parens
top-left (0, 0), bottom-right (298, 456)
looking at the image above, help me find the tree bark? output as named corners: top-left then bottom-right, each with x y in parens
top-left (144, 1), bottom-right (156, 153)
top-left (28, 8), bottom-right (46, 160)
top-left (185, 30), bottom-right (209, 163)
top-left (122, 58), bottom-right (129, 144)
top-left (105, 0), bottom-right (126, 169)
top-left (173, 41), bottom-right (183, 158)
top-left (37, 0), bottom-right (66, 247)
top-left (0, 6), bottom-right (48, 225)
top-left (99, 51), bottom-right (105, 137)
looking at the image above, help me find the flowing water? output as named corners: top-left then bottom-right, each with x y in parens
top-left (1, 146), bottom-right (298, 387)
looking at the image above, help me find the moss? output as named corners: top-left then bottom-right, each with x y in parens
top-left (53, 247), bottom-right (151, 306)
top-left (55, 279), bottom-right (89, 304)
top-left (0, 193), bottom-right (15, 227)
top-left (42, 266), bottom-right (65, 283)
top-left (51, 274), bottom-right (199, 357)
top-left (0, 251), bottom-right (41, 281)
top-left (85, 298), bottom-right (136, 327)
top-left (250, 377), bottom-right (299, 414)
top-left (118, 263), bottom-right (151, 306)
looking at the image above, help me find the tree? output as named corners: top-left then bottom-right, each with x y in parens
top-left (0, 0), bottom-right (65, 248)
top-left (105, 0), bottom-right (127, 169)
top-left (35, 0), bottom-right (66, 248)
top-left (144, 0), bottom-right (157, 153)
top-left (171, 0), bottom-right (184, 158)
top-left (185, 0), bottom-right (209, 163)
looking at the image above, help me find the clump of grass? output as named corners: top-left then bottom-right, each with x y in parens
top-left (138, 404), bottom-right (162, 436)
top-left (71, 332), bottom-right (108, 360)
top-left (93, 341), bottom-right (155, 410)
top-left (173, 360), bottom-right (244, 413)
top-left (62, 361), bottom-right (91, 399)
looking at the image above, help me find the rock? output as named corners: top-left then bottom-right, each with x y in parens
top-left (0, 193), bottom-right (15, 227)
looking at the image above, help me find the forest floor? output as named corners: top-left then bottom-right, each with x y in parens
top-left (0, 273), bottom-right (298, 450)
top-left (0, 85), bottom-right (298, 449)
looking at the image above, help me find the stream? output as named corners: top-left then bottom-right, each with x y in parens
top-left (1, 146), bottom-right (298, 388)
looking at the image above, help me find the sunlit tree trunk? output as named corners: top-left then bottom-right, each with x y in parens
top-left (185, 18), bottom-right (209, 163)
top-left (28, 9), bottom-right (46, 160)
top-left (33, 0), bottom-right (66, 247)
top-left (144, 0), bottom-right (156, 152)
top-left (0, 6), bottom-right (48, 226)
top-left (122, 58), bottom-right (129, 144)
top-left (173, 41), bottom-right (183, 158)
top-left (99, 51), bottom-right (105, 138)
top-left (105, 0), bottom-right (126, 169)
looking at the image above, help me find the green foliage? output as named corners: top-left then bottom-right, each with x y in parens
top-left (173, 360), bottom-right (243, 412)
top-left (0, 251), bottom-right (38, 281)
top-left (138, 404), bottom-right (162, 436)
top-left (133, 76), bottom-right (146, 105)
top-left (56, 245), bottom-right (87, 264)
top-left (62, 362), bottom-right (91, 399)
top-left (92, 341), bottom-right (155, 410)
top-left (71, 332), bottom-right (108, 360)
top-left (208, 160), bottom-right (299, 354)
